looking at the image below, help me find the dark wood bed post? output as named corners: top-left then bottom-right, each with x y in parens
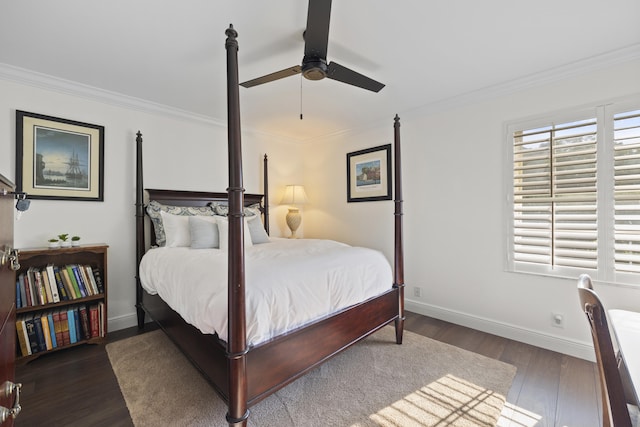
top-left (225, 25), bottom-right (250, 427)
top-left (393, 114), bottom-right (405, 344)
top-left (135, 130), bottom-right (146, 329)
top-left (263, 154), bottom-right (270, 234)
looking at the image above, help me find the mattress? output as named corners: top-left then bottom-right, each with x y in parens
top-left (139, 238), bottom-right (392, 345)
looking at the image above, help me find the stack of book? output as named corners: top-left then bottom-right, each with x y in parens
top-left (15, 303), bottom-right (105, 357)
top-left (16, 264), bottom-right (104, 308)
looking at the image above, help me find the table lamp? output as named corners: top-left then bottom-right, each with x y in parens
top-left (281, 185), bottom-right (308, 238)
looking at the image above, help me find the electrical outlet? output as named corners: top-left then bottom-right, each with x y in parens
top-left (413, 287), bottom-right (422, 298)
top-left (551, 312), bottom-right (564, 328)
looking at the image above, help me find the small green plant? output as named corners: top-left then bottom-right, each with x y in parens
top-left (57, 234), bottom-right (69, 242)
top-left (71, 236), bottom-right (81, 241)
top-left (48, 238), bottom-right (59, 243)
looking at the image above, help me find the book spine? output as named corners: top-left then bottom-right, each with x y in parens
top-left (85, 266), bottom-right (99, 295)
top-left (78, 266), bottom-right (94, 296)
top-left (27, 268), bottom-right (38, 306)
top-left (47, 311), bottom-right (57, 348)
top-left (40, 314), bottom-right (53, 350)
top-left (66, 265), bottom-right (84, 298)
top-left (98, 301), bottom-right (105, 337)
top-left (35, 269), bottom-right (49, 305)
top-left (16, 279), bottom-right (22, 308)
top-left (33, 316), bottom-right (46, 352)
top-left (24, 315), bottom-right (39, 354)
top-left (15, 317), bottom-right (31, 356)
top-left (73, 307), bottom-right (81, 342)
top-left (59, 310), bottom-right (70, 346)
top-left (18, 274), bottom-right (28, 307)
top-left (60, 268), bottom-right (77, 299)
top-left (46, 265), bottom-right (60, 302)
top-left (53, 309), bottom-right (64, 347)
top-left (72, 265), bottom-right (90, 297)
top-left (40, 270), bottom-right (53, 305)
top-left (89, 305), bottom-right (99, 338)
top-left (79, 305), bottom-right (90, 340)
top-left (92, 268), bottom-right (104, 294)
top-left (53, 266), bottom-right (69, 301)
top-left (67, 308), bottom-right (77, 344)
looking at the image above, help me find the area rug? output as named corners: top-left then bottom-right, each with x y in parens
top-left (106, 327), bottom-right (516, 426)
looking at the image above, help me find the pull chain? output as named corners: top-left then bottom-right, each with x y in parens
top-left (300, 74), bottom-right (303, 120)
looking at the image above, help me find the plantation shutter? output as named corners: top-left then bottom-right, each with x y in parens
top-left (613, 109), bottom-right (640, 273)
top-left (513, 119), bottom-right (598, 269)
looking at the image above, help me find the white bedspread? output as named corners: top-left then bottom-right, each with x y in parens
top-left (139, 238), bottom-right (392, 345)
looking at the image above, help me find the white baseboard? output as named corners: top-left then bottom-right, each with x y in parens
top-left (405, 299), bottom-right (595, 362)
top-left (107, 312), bottom-right (140, 332)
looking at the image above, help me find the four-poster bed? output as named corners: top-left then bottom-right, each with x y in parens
top-left (134, 25), bottom-right (405, 426)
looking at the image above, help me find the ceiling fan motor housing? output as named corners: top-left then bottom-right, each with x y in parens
top-left (302, 57), bottom-right (327, 80)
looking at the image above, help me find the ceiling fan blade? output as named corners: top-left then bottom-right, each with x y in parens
top-left (240, 66), bottom-right (302, 88)
top-left (303, 0), bottom-right (332, 59)
top-left (326, 62), bottom-right (385, 93)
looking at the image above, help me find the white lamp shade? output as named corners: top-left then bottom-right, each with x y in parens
top-left (281, 185), bottom-right (308, 205)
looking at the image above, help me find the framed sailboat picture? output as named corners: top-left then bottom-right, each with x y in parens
top-left (16, 111), bottom-right (104, 201)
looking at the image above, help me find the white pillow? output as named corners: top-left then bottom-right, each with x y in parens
top-left (247, 215), bottom-right (270, 244)
top-left (216, 217), bottom-right (253, 250)
top-left (189, 216), bottom-right (220, 249)
top-left (160, 211), bottom-right (191, 247)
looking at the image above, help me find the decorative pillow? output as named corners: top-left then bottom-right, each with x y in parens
top-left (216, 216), bottom-right (253, 251)
top-left (146, 200), bottom-right (215, 246)
top-left (189, 216), bottom-right (220, 249)
top-left (213, 203), bottom-right (261, 218)
top-left (247, 215), bottom-right (270, 244)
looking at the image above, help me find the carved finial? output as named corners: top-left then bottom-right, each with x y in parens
top-left (226, 24), bottom-right (237, 39)
top-left (136, 130), bottom-right (143, 142)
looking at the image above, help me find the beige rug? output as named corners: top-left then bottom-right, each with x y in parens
top-left (106, 327), bottom-right (516, 426)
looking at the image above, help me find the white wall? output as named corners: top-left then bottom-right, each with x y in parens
top-left (0, 77), bottom-right (304, 331)
top-left (3, 60), bottom-right (639, 360)
top-left (303, 59), bottom-right (640, 360)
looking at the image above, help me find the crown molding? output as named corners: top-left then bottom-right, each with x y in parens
top-left (0, 62), bottom-right (225, 128)
top-left (417, 43), bottom-right (640, 115)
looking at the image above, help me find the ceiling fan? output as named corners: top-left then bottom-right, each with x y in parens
top-left (239, 0), bottom-right (384, 93)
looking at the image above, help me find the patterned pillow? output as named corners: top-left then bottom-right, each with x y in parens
top-left (212, 203), bottom-right (261, 218)
top-left (146, 200), bottom-right (216, 246)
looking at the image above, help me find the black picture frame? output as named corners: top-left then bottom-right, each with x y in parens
top-left (346, 144), bottom-right (392, 203)
top-left (16, 110), bottom-right (104, 201)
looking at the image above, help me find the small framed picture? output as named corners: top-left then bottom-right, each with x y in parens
top-left (346, 144), bottom-right (392, 202)
top-left (16, 110), bottom-right (104, 201)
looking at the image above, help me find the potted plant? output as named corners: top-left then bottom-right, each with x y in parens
top-left (58, 233), bottom-right (71, 248)
top-left (71, 235), bottom-right (81, 247)
top-left (48, 238), bottom-right (59, 249)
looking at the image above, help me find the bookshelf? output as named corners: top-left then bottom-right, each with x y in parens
top-left (15, 244), bottom-right (108, 362)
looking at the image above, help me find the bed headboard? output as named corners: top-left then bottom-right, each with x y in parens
top-left (146, 189), bottom-right (264, 208)
top-left (143, 189), bottom-right (266, 247)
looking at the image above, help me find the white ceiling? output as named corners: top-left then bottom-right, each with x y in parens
top-left (1, 1), bottom-right (639, 142)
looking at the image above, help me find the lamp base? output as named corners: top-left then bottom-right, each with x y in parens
top-left (286, 207), bottom-right (301, 238)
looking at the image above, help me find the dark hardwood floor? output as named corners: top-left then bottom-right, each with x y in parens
top-left (15, 311), bottom-right (602, 426)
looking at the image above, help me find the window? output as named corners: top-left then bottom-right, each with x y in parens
top-left (506, 99), bottom-right (640, 285)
